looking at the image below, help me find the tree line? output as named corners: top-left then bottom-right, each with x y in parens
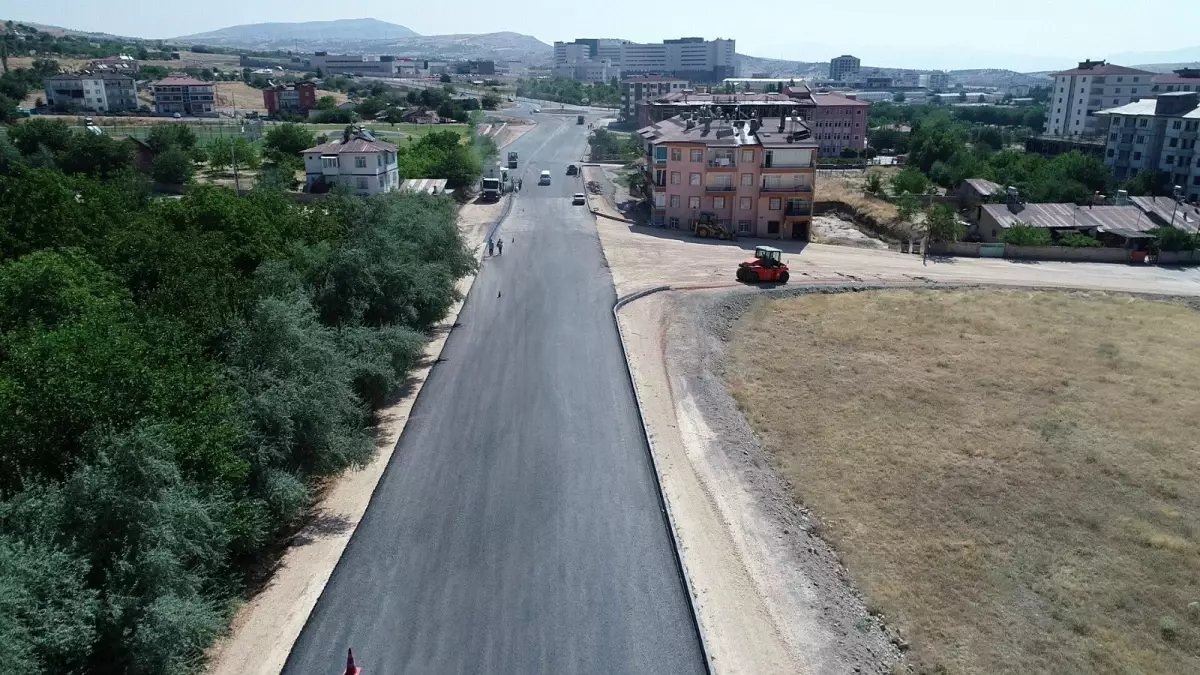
top-left (515, 77), bottom-right (621, 107)
top-left (0, 118), bottom-right (476, 671)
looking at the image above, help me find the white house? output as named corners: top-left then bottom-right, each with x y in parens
top-left (303, 130), bottom-right (400, 195)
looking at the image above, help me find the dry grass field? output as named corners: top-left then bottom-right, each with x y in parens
top-left (728, 289), bottom-right (1200, 674)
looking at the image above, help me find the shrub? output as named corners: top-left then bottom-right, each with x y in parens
top-left (1057, 231), bottom-right (1102, 248)
top-left (1000, 222), bottom-right (1053, 246)
top-left (151, 146), bottom-right (195, 184)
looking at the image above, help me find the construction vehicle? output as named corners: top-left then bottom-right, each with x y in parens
top-left (577, 115), bottom-right (585, 125)
top-left (508, 151), bottom-right (518, 169)
top-left (481, 176), bottom-right (502, 200)
top-left (737, 246), bottom-right (790, 283)
top-left (694, 213), bottom-right (737, 241)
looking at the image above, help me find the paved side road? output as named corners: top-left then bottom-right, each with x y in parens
top-left (282, 112), bottom-right (706, 674)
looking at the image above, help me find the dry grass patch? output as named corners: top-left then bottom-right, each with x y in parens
top-left (728, 289), bottom-right (1200, 674)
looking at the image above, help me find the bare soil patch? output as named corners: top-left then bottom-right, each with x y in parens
top-left (727, 289), bottom-right (1200, 674)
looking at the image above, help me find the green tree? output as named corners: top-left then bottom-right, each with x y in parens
top-left (891, 167), bottom-right (930, 195)
top-left (1057, 231), bottom-right (1102, 247)
top-left (316, 95), bottom-right (338, 111)
top-left (865, 171), bottom-right (884, 194)
top-left (893, 91), bottom-right (906, 103)
top-left (146, 123), bottom-right (197, 152)
top-left (8, 117), bottom-right (73, 156)
top-left (1000, 223), bottom-right (1053, 246)
top-left (897, 194), bottom-right (920, 221)
top-left (924, 203), bottom-right (965, 241)
top-left (439, 73), bottom-right (452, 83)
top-left (481, 93), bottom-right (501, 110)
top-left (151, 146), bottom-right (195, 184)
top-left (1122, 169), bottom-right (1170, 196)
top-left (263, 122), bottom-right (316, 162)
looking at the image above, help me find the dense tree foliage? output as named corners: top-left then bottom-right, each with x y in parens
top-left (0, 127), bottom-right (474, 670)
top-left (516, 77), bottom-right (621, 107)
top-left (588, 129), bottom-right (642, 161)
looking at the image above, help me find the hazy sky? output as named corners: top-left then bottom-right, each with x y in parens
top-left (11, 0), bottom-right (1200, 71)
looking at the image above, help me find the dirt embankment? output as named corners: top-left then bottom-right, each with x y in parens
top-left (618, 288), bottom-right (903, 674)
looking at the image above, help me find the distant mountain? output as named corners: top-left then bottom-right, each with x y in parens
top-left (172, 18), bottom-right (419, 45)
top-left (166, 19), bottom-right (551, 63)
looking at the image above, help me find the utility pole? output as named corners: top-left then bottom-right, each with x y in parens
top-left (1169, 184), bottom-right (1183, 230)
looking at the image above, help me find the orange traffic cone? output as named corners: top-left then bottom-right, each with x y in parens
top-left (345, 648), bottom-right (361, 675)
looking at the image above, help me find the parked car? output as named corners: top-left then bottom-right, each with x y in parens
top-left (539, 170), bottom-right (551, 185)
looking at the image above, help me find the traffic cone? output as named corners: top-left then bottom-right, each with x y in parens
top-left (345, 648), bottom-right (361, 675)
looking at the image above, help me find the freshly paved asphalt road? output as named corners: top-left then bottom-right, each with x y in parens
top-left (282, 110), bottom-right (707, 674)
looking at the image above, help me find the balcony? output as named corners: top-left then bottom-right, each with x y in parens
top-left (761, 160), bottom-right (815, 169)
top-left (706, 157), bottom-right (736, 169)
top-left (785, 206), bottom-right (812, 217)
top-left (760, 183), bottom-right (814, 193)
top-left (705, 184), bottom-right (736, 192)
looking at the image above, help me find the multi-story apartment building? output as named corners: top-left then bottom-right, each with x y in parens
top-left (553, 37), bottom-right (737, 83)
top-left (263, 82), bottom-right (317, 117)
top-left (1098, 92), bottom-right (1200, 202)
top-left (829, 55), bottom-right (861, 81)
top-left (637, 114), bottom-right (817, 239)
top-left (621, 76), bottom-right (689, 122)
top-left (919, 71), bottom-right (949, 92)
top-left (303, 129), bottom-right (400, 195)
top-left (1151, 68), bottom-right (1200, 94)
top-left (811, 93), bottom-right (870, 156)
top-left (151, 76), bottom-right (215, 116)
top-left (1044, 60), bottom-right (1154, 137)
top-left (44, 73), bottom-right (138, 113)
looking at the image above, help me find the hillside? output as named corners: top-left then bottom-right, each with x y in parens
top-left (173, 18), bottom-right (418, 44)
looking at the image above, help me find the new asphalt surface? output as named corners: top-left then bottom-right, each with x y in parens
top-left (282, 110), bottom-right (707, 674)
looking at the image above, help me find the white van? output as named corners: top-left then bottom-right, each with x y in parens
top-left (539, 170), bottom-right (551, 185)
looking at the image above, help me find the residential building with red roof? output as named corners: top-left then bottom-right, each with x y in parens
top-left (810, 93), bottom-right (870, 157)
top-left (1151, 68), bottom-right (1200, 95)
top-left (302, 129), bottom-right (399, 195)
top-left (1044, 60), bottom-right (1154, 137)
top-left (151, 76), bottom-right (215, 116)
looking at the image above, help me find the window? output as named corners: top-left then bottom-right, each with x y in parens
top-left (378, 174), bottom-right (385, 188)
top-left (654, 193), bottom-right (667, 208)
top-left (654, 169), bottom-right (666, 186)
top-left (1114, 88), bottom-right (1121, 94)
top-left (356, 177), bottom-right (368, 190)
top-left (1139, 118), bottom-right (1147, 127)
top-left (1194, 176), bottom-right (1200, 186)
top-left (1170, 138), bottom-right (1179, 148)
top-left (767, 221), bottom-right (780, 235)
top-left (1110, 133), bottom-right (1118, 141)
top-left (1106, 149), bottom-right (1115, 158)
top-left (671, 171), bottom-right (681, 184)
top-left (377, 155), bottom-right (383, 167)
top-left (668, 216), bottom-right (680, 228)
top-left (1165, 155), bottom-right (1175, 165)
top-left (1131, 88), bottom-right (1138, 94)
top-left (688, 196), bottom-right (700, 209)
top-left (741, 149), bottom-right (754, 162)
top-left (769, 198), bottom-right (782, 211)
top-left (670, 194), bottom-right (680, 208)
top-left (738, 220), bottom-right (752, 234)
top-left (690, 173), bottom-right (701, 185)
top-left (690, 149), bottom-right (702, 162)
top-left (1173, 120), bottom-right (1183, 130)
top-left (1133, 152), bottom-right (1142, 161)
top-left (655, 147), bottom-right (668, 163)
top-left (713, 196), bottom-right (725, 208)
top-left (355, 156), bottom-right (367, 168)
top-left (1117, 77), bottom-right (1123, 82)
top-left (740, 196), bottom-right (751, 210)
top-left (671, 148), bottom-right (682, 161)
top-left (1137, 136), bottom-right (1145, 144)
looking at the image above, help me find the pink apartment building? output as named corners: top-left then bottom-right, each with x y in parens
top-left (811, 93), bottom-right (870, 156)
top-left (638, 114), bottom-right (817, 240)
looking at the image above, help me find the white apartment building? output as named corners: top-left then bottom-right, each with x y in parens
top-left (303, 130), bottom-right (400, 195)
top-left (1098, 92), bottom-right (1200, 202)
top-left (829, 55), bottom-right (861, 81)
top-left (1044, 60), bottom-right (1154, 137)
top-left (45, 73), bottom-right (138, 113)
top-left (621, 76), bottom-right (690, 121)
top-left (309, 53), bottom-right (400, 76)
top-left (919, 71), bottom-right (949, 92)
top-left (553, 37), bottom-right (737, 82)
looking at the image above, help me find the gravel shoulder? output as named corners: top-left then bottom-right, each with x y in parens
top-left (203, 196), bottom-right (504, 675)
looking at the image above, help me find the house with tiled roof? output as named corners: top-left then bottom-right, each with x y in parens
top-left (1044, 60), bottom-right (1154, 137)
top-left (302, 128), bottom-right (399, 195)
